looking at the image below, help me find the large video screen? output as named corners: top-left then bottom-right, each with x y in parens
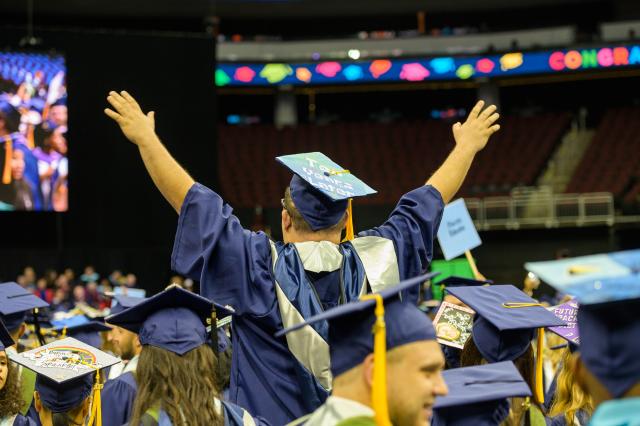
top-left (0, 51), bottom-right (67, 211)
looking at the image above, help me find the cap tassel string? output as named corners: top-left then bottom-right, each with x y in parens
top-left (343, 199), bottom-right (354, 242)
top-left (360, 294), bottom-right (391, 426)
top-left (502, 301), bottom-right (546, 405)
top-left (87, 368), bottom-right (103, 426)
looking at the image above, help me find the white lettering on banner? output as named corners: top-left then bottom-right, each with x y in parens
top-left (305, 157), bottom-right (318, 168)
top-left (302, 167), bottom-right (354, 193)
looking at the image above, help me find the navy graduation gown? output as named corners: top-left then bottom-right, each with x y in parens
top-left (101, 371), bottom-right (137, 426)
top-left (171, 183), bottom-right (443, 424)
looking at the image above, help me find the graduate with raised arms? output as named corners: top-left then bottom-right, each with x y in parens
top-left (105, 90), bottom-right (500, 424)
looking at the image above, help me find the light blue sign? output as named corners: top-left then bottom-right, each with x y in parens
top-left (437, 199), bottom-right (482, 260)
top-left (276, 152), bottom-right (376, 200)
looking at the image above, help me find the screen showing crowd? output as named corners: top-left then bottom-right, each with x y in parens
top-left (0, 51), bottom-right (67, 212)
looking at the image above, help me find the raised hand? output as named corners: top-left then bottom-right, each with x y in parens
top-left (452, 100), bottom-right (500, 154)
top-left (104, 91), bottom-right (156, 146)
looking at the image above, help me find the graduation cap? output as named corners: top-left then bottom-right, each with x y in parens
top-left (0, 319), bottom-right (15, 350)
top-left (108, 294), bottom-right (146, 316)
top-left (8, 336), bottom-right (119, 423)
top-left (432, 361), bottom-right (532, 426)
top-left (438, 276), bottom-right (492, 288)
top-left (577, 295), bottom-right (640, 398)
top-left (276, 152), bottom-right (376, 237)
top-left (0, 282), bottom-right (50, 331)
top-left (106, 286), bottom-right (234, 355)
top-left (445, 285), bottom-right (564, 404)
top-left (277, 272), bottom-right (438, 426)
top-left (51, 316), bottom-right (112, 349)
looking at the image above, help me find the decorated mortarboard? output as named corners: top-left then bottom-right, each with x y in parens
top-left (108, 294), bottom-right (146, 316)
top-left (0, 282), bottom-right (50, 331)
top-left (432, 361), bottom-right (532, 426)
top-left (547, 300), bottom-right (579, 346)
top-left (51, 316), bottom-right (111, 349)
top-left (277, 272), bottom-right (438, 426)
top-left (432, 301), bottom-right (475, 349)
top-left (0, 319), bottom-right (15, 350)
top-left (276, 152), bottom-right (376, 233)
top-left (445, 285), bottom-right (565, 404)
top-left (106, 286), bottom-right (234, 356)
top-left (8, 336), bottom-right (119, 420)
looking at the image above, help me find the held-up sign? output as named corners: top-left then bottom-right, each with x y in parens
top-left (437, 199), bottom-right (482, 261)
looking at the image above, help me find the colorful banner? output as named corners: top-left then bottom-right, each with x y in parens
top-left (216, 44), bottom-right (640, 86)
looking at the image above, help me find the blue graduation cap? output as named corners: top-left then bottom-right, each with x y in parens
top-left (432, 361), bottom-right (532, 426)
top-left (276, 152), bottom-right (376, 231)
top-left (445, 285), bottom-right (564, 404)
top-left (577, 296), bottom-right (640, 398)
top-left (277, 272), bottom-right (438, 425)
top-left (51, 316), bottom-right (111, 349)
top-left (37, 371), bottom-right (95, 414)
top-left (106, 286), bottom-right (234, 355)
top-left (108, 294), bottom-right (146, 316)
top-left (0, 282), bottom-right (50, 331)
top-left (0, 319), bottom-right (15, 351)
top-left (276, 272), bottom-right (438, 375)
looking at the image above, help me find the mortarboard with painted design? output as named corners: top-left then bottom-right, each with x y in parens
top-left (276, 152), bottom-right (376, 234)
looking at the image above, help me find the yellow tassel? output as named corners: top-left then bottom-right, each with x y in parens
top-left (501, 302), bottom-right (545, 405)
top-left (342, 199), bottom-right (355, 242)
top-left (534, 328), bottom-right (545, 405)
top-left (360, 294), bottom-right (391, 426)
top-left (2, 136), bottom-right (12, 185)
top-left (87, 368), bottom-right (103, 426)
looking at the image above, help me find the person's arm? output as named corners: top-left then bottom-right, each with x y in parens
top-left (104, 91), bottom-right (194, 213)
top-left (426, 100), bottom-right (500, 204)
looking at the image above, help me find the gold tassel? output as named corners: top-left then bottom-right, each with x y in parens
top-left (342, 199), bottom-right (354, 242)
top-left (501, 302), bottom-right (546, 405)
top-left (360, 294), bottom-right (391, 426)
top-left (2, 136), bottom-right (12, 185)
top-left (534, 328), bottom-right (545, 405)
top-left (87, 368), bottom-right (103, 426)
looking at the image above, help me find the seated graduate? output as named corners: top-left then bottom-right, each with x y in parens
top-left (106, 286), bottom-right (269, 426)
top-left (99, 295), bottom-right (146, 425)
top-left (8, 335), bottom-right (119, 426)
top-left (431, 361), bottom-right (532, 426)
top-left (0, 319), bottom-right (36, 425)
top-left (445, 285), bottom-right (564, 426)
top-left (278, 273), bottom-right (448, 426)
top-left (573, 293), bottom-right (640, 426)
top-left (105, 295), bottom-right (146, 381)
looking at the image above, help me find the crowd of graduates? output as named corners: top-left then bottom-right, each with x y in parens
top-left (0, 91), bottom-right (637, 426)
top-left (0, 51), bottom-right (69, 211)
